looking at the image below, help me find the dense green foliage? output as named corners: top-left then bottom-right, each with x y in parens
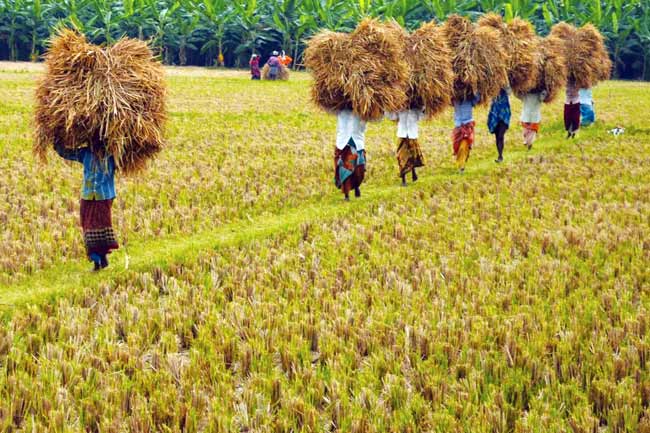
top-left (0, 0), bottom-right (649, 79)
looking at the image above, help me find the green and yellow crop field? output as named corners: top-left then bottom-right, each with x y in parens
top-left (1, 62), bottom-right (650, 432)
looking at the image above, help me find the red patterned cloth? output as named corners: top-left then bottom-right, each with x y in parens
top-left (521, 122), bottom-right (540, 132)
top-left (334, 144), bottom-right (366, 196)
top-left (452, 121), bottom-right (476, 155)
top-left (80, 199), bottom-right (119, 258)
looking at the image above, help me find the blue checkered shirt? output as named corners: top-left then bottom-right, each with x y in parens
top-left (55, 145), bottom-right (116, 200)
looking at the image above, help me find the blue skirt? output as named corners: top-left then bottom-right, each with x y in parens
top-left (580, 103), bottom-right (595, 126)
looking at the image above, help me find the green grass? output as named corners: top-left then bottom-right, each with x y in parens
top-left (1, 63), bottom-right (650, 432)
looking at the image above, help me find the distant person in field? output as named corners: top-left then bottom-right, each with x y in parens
top-left (250, 54), bottom-right (261, 80)
top-left (279, 50), bottom-right (293, 68)
top-left (452, 93), bottom-right (480, 173)
top-left (265, 51), bottom-right (281, 80)
top-left (55, 138), bottom-right (118, 272)
top-left (488, 87), bottom-right (511, 163)
top-left (388, 108), bottom-right (425, 186)
top-left (579, 87), bottom-right (595, 126)
top-left (564, 79), bottom-right (581, 138)
top-left (519, 90), bottom-right (547, 150)
top-left (336, 109), bottom-right (366, 201)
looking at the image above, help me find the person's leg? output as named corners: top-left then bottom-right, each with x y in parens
top-left (495, 121), bottom-right (506, 162)
top-left (564, 104), bottom-right (572, 137)
top-left (571, 103), bottom-right (581, 136)
top-left (89, 253), bottom-right (102, 271)
top-left (353, 151), bottom-right (365, 198)
top-left (528, 131), bottom-right (537, 149)
top-left (456, 139), bottom-right (469, 172)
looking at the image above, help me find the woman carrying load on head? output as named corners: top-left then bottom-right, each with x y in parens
top-left (335, 109), bottom-right (367, 201)
top-left (519, 90), bottom-right (547, 150)
top-left (388, 108), bottom-right (425, 186)
top-left (488, 87), bottom-right (511, 163)
top-left (564, 78), bottom-right (581, 138)
top-left (54, 136), bottom-right (118, 272)
top-left (250, 54), bottom-right (261, 80)
top-left (279, 50), bottom-right (293, 68)
top-left (579, 87), bottom-right (595, 126)
top-left (452, 93), bottom-right (480, 174)
top-left (265, 51), bottom-right (281, 80)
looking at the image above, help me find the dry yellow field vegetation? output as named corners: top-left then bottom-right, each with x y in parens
top-left (1, 62), bottom-right (649, 432)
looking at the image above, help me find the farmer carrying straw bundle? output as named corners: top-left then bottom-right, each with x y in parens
top-left (443, 15), bottom-right (509, 173)
top-left (550, 22), bottom-right (611, 138)
top-left (388, 20), bottom-right (453, 185)
top-left (305, 19), bottom-right (409, 200)
top-left (250, 54), bottom-right (261, 80)
top-left (262, 51), bottom-right (290, 81)
top-left (516, 35), bottom-right (567, 149)
top-left (34, 29), bottom-right (167, 271)
top-left (478, 14), bottom-right (539, 162)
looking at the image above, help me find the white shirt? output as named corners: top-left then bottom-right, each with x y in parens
top-left (336, 110), bottom-right (367, 150)
top-left (579, 88), bottom-right (593, 105)
top-left (520, 93), bottom-right (545, 123)
top-left (387, 109), bottom-right (425, 139)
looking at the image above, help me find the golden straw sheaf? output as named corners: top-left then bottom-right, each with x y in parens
top-left (304, 19), bottom-right (410, 121)
top-left (530, 35), bottom-right (568, 103)
top-left (404, 21), bottom-right (454, 117)
top-left (478, 14), bottom-right (540, 94)
top-left (34, 28), bottom-right (167, 175)
top-left (550, 22), bottom-right (612, 89)
top-left (304, 30), bottom-right (353, 113)
top-left (443, 15), bottom-right (509, 105)
top-left (262, 64), bottom-right (290, 81)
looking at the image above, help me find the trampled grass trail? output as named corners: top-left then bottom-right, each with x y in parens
top-left (0, 130), bottom-right (581, 312)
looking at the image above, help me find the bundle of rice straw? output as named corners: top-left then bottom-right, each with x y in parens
top-left (304, 31), bottom-right (353, 112)
top-left (262, 63), bottom-right (290, 80)
top-left (477, 14), bottom-right (539, 94)
top-left (344, 18), bottom-right (410, 121)
top-left (34, 29), bottom-right (166, 175)
top-left (442, 15), bottom-right (509, 105)
top-left (529, 36), bottom-right (567, 103)
top-left (404, 21), bottom-right (454, 118)
top-left (550, 22), bottom-right (612, 88)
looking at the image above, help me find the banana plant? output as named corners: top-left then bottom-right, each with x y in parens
top-left (195, 0), bottom-right (234, 65)
top-left (232, 0), bottom-right (278, 62)
top-left (632, 2), bottom-right (650, 79)
top-left (0, 0), bottom-right (29, 60)
top-left (87, 0), bottom-right (124, 43)
top-left (24, 0), bottom-right (45, 60)
top-left (421, 0), bottom-right (479, 21)
top-left (166, 6), bottom-right (200, 65)
top-left (145, 0), bottom-right (181, 63)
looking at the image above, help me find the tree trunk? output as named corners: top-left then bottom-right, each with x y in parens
top-left (31, 31), bottom-right (38, 62)
top-left (293, 43), bottom-right (300, 70)
top-left (179, 43), bottom-right (187, 66)
top-left (9, 30), bottom-right (17, 61)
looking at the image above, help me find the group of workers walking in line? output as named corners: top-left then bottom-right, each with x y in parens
top-left (334, 82), bottom-right (597, 200)
top-left (63, 53), bottom-right (598, 270)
